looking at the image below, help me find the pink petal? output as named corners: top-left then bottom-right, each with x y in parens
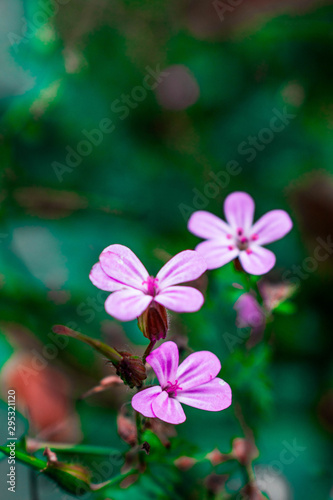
top-left (131, 386), bottom-right (162, 418)
top-left (89, 263), bottom-right (125, 291)
top-left (156, 250), bottom-right (207, 289)
top-left (195, 240), bottom-right (239, 270)
top-left (188, 211), bottom-right (231, 239)
top-left (151, 391), bottom-right (186, 424)
top-left (155, 286), bottom-right (204, 313)
top-left (224, 192), bottom-right (255, 232)
top-left (239, 246), bottom-right (276, 275)
top-left (104, 289), bottom-right (152, 321)
top-left (99, 244), bottom-right (149, 291)
top-left (177, 378), bottom-right (232, 412)
top-left (176, 351), bottom-right (221, 390)
top-left (251, 210), bottom-right (293, 246)
top-left (234, 293), bottom-right (264, 328)
top-left (146, 341), bottom-right (179, 388)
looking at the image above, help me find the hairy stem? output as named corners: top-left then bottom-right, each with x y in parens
top-left (135, 411), bottom-right (145, 468)
top-left (142, 340), bottom-right (156, 364)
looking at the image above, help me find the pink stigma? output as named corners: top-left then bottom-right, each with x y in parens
top-left (240, 237), bottom-right (248, 244)
top-left (142, 276), bottom-right (159, 296)
top-left (165, 380), bottom-right (182, 397)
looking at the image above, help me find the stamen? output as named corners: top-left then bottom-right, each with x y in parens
top-left (240, 237), bottom-right (248, 244)
top-left (237, 228), bottom-right (243, 236)
top-left (165, 380), bottom-right (182, 397)
top-left (246, 248), bottom-right (253, 255)
top-left (226, 234), bottom-right (232, 239)
top-left (142, 276), bottom-right (159, 296)
top-left (251, 234), bottom-right (259, 241)
top-left (228, 245), bottom-right (234, 251)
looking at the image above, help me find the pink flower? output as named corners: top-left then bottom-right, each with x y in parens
top-left (234, 293), bottom-right (265, 329)
top-left (89, 245), bottom-right (207, 321)
top-left (188, 192), bottom-right (293, 275)
top-left (131, 341), bottom-right (232, 424)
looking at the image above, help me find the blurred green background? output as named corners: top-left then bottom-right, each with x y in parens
top-left (0, 0), bottom-right (333, 499)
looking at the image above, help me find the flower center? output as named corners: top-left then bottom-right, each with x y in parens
top-left (165, 379), bottom-right (182, 397)
top-left (237, 236), bottom-right (249, 251)
top-left (226, 228), bottom-right (258, 254)
top-left (142, 276), bottom-right (159, 296)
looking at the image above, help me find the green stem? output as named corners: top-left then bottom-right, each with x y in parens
top-left (91, 468), bottom-right (138, 491)
top-left (26, 439), bottom-right (120, 457)
top-left (135, 411), bottom-right (145, 467)
top-left (236, 268), bottom-right (263, 304)
top-left (0, 444), bottom-right (138, 495)
top-left (249, 276), bottom-right (263, 304)
top-left (136, 411), bottom-right (143, 445)
top-left (244, 462), bottom-right (256, 485)
top-left (52, 325), bottom-right (122, 365)
top-left (0, 445), bottom-right (137, 493)
top-left (0, 446), bottom-right (46, 471)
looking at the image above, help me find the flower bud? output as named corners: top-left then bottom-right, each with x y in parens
top-left (137, 301), bottom-right (168, 342)
top-left (117, 412), bottom-right (137, 446)
top-left (205, 448), bottom-right (228, 466)
top-left (259, 279), bottom-right (296, 313)
top-left (47, 463), bottom-right (91, 495)
top-left (174, 456), bottom-right (197, 470)
top-left (234, 294), bottom-right (265, 329)
top-left (232, 438), bottom-right (258, 466)
top-left (43, 448), bottom-right (91, 496)
top-left (116, 351), bottom-right (147, 388)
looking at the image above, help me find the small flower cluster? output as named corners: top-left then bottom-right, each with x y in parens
top-left (86, 191), bottom-right (292, 425)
